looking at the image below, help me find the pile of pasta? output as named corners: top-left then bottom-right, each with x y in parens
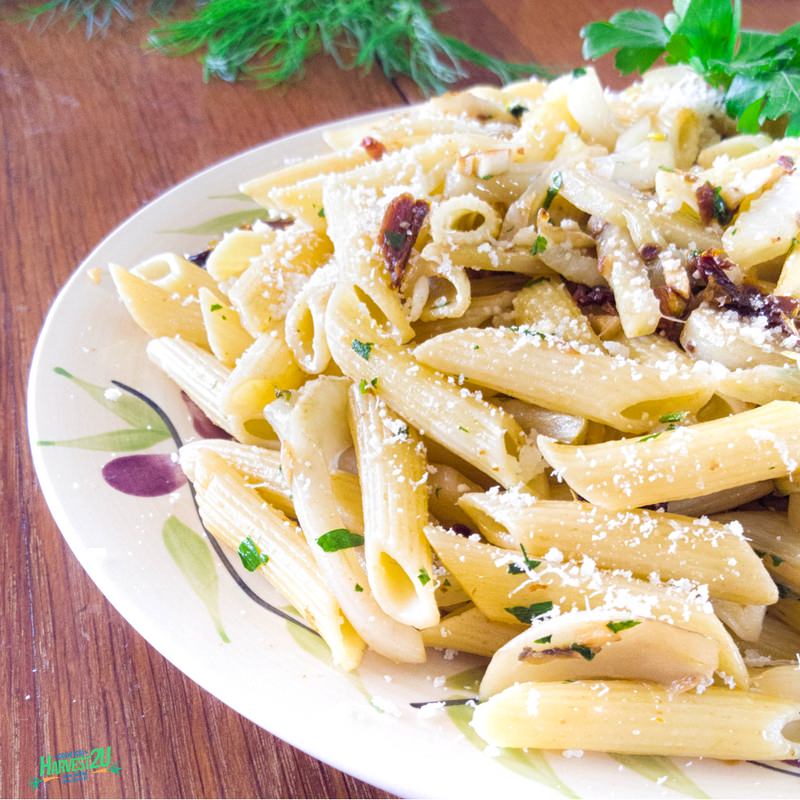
top-left (110, 65), bottom-right (800, 760)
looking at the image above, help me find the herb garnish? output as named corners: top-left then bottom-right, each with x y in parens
top-left (712, 186), bottom-right (733, 226)
top-left (238, 536), bottom-right (269, 571)
top-left (418, 568), bottom-right (431, 585)
top-left (316, 528), bottom-right (365, 552)
top-left (209, 303), bottom-right (223, 312)
top-left (509, 104), bottom-right (528, 119)
top-left (638, 431), bottom-right (663, 443)
top-left (582, 0), bottom-right (800, 135)
top-left (318, 207), bottom-right (326, 218)
top-left (607, 619), bottom-right (641, 633)
top-left (359, 377), bottom-right (378, 393)
top-left (274, 388), bottom-right (292, 401)
top-left (351, 339), bottom-right (373, 360)
top-left (570, 643), bottom-right (597, 661)
top-left (384, 230), bottom-right (406, 249)
top-left (505, 601), bottom-right (554, 624)
top-left (507, 543), bottom-right (541, 574)
top-left (659, 411), bottom-right (686, 424)
top-left (534, 635), bottom-right (552, 644)
top-left (542, 172), bottom-right (563, 210)
top-left (355, 583), bottom-right (364, 592)
top-left (530, 235), bottom-right (548, 256)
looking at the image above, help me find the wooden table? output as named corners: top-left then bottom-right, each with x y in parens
top-left (3, 1), bottom-right (795, 796)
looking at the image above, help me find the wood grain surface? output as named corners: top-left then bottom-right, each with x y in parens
top-left (2, 2), bottom-right (795, 797)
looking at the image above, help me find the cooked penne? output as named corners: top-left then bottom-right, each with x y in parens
top-left (480, 610), bottom-right (719, 698)
top-left (472, 681), bottom-right (800, 759)
top-left (266, 376), bottom-right (426, 663)
top-left (110, 265), bottom-right (208, 347)
top-left (348, 385), bottom-right (439, 628)
top-left (414, 327), bottom-right (716, 434)
top-left (539, 401), bottom-right (800, 510)
top-left (422, 605), bottom-right (522, 657)
top-left (458, 494), bottom-right (776, 604)
top-left (198, 287), bottom-right (254, 367)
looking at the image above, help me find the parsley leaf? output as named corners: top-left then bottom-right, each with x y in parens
top-left (209, 303), bottom-right (223, 312)
top-left (534, 634), bottom-right (552, 644)
top-left (316, 528), bottom-right (365, 552)
top-left (359, 377), bottom-right (378, 393)
top-left (581, 0), bottom-right (800, 134)
top-left (505, 601), bottom-right (554, 624)
top-left (351, 339), bottom-right (373, 360)
top-left (570, 643), bottom-right (597, 661)
top-left (659, 411), bottom-right (686, 424)
top-left (507, 543), bottom-right (541, 574)
top-left (238, 536), bottom-right (269, 571)
top-left (581, 9), bottom-right (669, 74)
top-left (530, 235), bottom-right (548, 256)
top-left (418, 568), bottom-right (431, 585)
top-left (607, 619), bottom-right (641, 633)
top-left (542, 171), bottom-right (563, 210)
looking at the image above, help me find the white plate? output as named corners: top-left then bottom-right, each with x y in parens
top-left (28, 111), bottom-right (800, 799)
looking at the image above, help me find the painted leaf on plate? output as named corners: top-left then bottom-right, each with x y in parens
top-left (38, 428), bottom-right (170, 451)
top-left (162, 515), bottom-right (230, 643)
top-left (162, 209), bottom-right (268, 236)
top-left (611, 754), bottom-right (709, 799)
top-left (53, 367), bottom-right (167, 433)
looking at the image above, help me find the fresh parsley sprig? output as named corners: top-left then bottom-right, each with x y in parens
top-left (581, 0), bottom-right (800, 135)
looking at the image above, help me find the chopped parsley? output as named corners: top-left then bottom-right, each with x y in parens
top-left (274, 388), bottom-right (292, 400)
top-left (238, 536), bottom-right (269, 571)
top-left (570, 643), bottom-right (597, 661)
top-left (359, 377), bottom-right (378, 393)
top-left (712, 186), bottom-right (733, 226)
top-left (209, 303), bottom-right (223, 312)
top-left (507, 543), bottom-right (541, 574)
top-left (771, 554), bottom-right (785, 567)
top-left (542, 171), bottom-right (563, 211)
top-left (638, 431), bottom-right (662, 443)
top-left (659, 411), bottom-right (686, 424)
top-left (480, 174), bottom-right (494, 180)
top-left (530, 235), bottom-right (548, 256)
top-left (534, 634), bottom-right (552, 644)
top-left (351, 339), bottom-right (373, 360)
top-left (316, 528), bottom-right (365, 552)
top-left (572, 66), bottom-right (587, 77)
top-left (505, 601), bottom-right (553, 624)
top-left (384, 230), bottom-right (406, 249)
top-left (318, 207), bottom-right (325, 218)
top-left (472, 344), bottom-right (480, 350)
top-left (508, 104), bottom-right (528, 119)
top-left (607, 619), bottom-right (641, 633)
top-left (418, 568), bottom-right (431, 585)
top-left (354, 583), bottom-right (364, 592)
top-left (458, 425), bottom-right (470, 433)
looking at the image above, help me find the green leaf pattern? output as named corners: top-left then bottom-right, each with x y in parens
top-left (162, 516), bottom-right (230, 643)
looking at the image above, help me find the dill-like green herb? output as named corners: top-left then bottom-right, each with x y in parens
top-left (18, 0), bottom-right (547, 94)
top-left (17, 0), bottom-right (171, 36)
